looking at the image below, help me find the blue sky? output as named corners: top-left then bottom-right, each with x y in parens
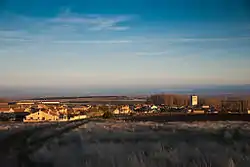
top-left (0, 0), bottom-right (250, 91)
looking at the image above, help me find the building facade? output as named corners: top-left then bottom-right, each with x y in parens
top-left (150, 94), bottom-right (189, 106)
top-left (221, 99), bottom-right (248, 113)
top-left (24, 110), bottom-right (59, 122)
top-left (191, 95), bottom-right (198, 106)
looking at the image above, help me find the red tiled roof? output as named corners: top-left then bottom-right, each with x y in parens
top-left (0, 108), bottom-right (10, 112)
top-left (42, 110), bottom-right (59, 116)
top-left (12, 108), bottom-right (25, 113)
top-left (0, 103), bottom-right (9, 105)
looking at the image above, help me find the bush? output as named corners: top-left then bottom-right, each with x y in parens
top-left (129, 112), bottom-right (136, 116)
top-left (102, 111), bottom-right (113, 119)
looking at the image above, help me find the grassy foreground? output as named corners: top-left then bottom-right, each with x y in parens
top-left (31, 121), bottom-right (250, 167)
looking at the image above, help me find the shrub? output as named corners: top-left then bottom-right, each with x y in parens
top-left (102, 111), bottom-right (114, 119)
top-left (129, 112), bottom-right (136, 116)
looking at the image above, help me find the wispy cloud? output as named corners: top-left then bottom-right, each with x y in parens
top-left (0, 10), bottom-right (134, 49)
top-left (133, 50), bottom-right (199, 61)
top-left (0, 30), bottom-right (32, 39)
top-left (49, 8), bottom-right (132, 31)
top-left (135, 51), bottom-right (169, 56)
top-left (172, 37), bottom-right (250, 42)
top-left (52, 40), bottom-right (132, 44)
top-left (89, 25), bottom-right (130, 31)
top-left (0, 37), bottom-right (32, 42)
top-left (0, 28), bottom-right (132, 46)
top-left (140, 36), bottom-right (250, 44)
top-left (0, 10), bottom-right (133, 44)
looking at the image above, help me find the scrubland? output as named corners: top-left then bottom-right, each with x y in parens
top-left (29, 121), bottom-right (250, 167)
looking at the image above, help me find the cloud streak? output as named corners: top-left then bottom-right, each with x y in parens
top-left (135, 51), bottom-right (169, 56)
top-left (52, 40), bottom-right (132, 44)
top-left (172, 37), bottom-right (250, 42)
top-left (49, 9), bottom-right (132, 31)
top-left (0, 10), bottom-right (135, 49)
top-left (140, 37), bottom-right (250, 44)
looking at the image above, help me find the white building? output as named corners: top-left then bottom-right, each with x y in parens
top-left (191, 95), bottom-right (198, 106)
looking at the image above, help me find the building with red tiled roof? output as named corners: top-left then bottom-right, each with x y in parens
top-left (24, 110), bottom-right (60, 122)
top-left (0, 102), bottom-right (9, 106)
top-left (0, 107), bottom-right (29, 121)
top-left (0, 107), bottom-right (26, 113)
top-left (10, 108), bottom-right (26, 113)
top-left (0, 107), bottom-right (11, 113)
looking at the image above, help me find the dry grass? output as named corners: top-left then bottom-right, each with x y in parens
top-left (30, 121), bottom-right (250, 167)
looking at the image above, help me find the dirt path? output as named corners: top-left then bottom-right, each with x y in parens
top-left (0, 120), bottom-right (89, 167)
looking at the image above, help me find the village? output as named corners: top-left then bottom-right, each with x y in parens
top-left (0, 101), bottom-right (161, 122)
top-left (0, 97), bottom-right (177, 121)
top-left (0, 94), bottom-right (250, 122)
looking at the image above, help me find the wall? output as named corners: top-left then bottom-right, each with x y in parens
top-left (25, 111), bottom-right (58, 121)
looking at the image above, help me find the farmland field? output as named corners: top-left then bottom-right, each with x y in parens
top-left (26, 121), bottom-right (250, 167)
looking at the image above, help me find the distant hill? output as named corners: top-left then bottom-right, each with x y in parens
top-left (148, 85), bottom-right (250, 96)
top-left (0, 98), bottom-right (9, 102)
top-left (0, 84), bottom-right (249, 99)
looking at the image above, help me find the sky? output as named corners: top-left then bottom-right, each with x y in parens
top-left (0, 0), bottom-right (250, 93)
